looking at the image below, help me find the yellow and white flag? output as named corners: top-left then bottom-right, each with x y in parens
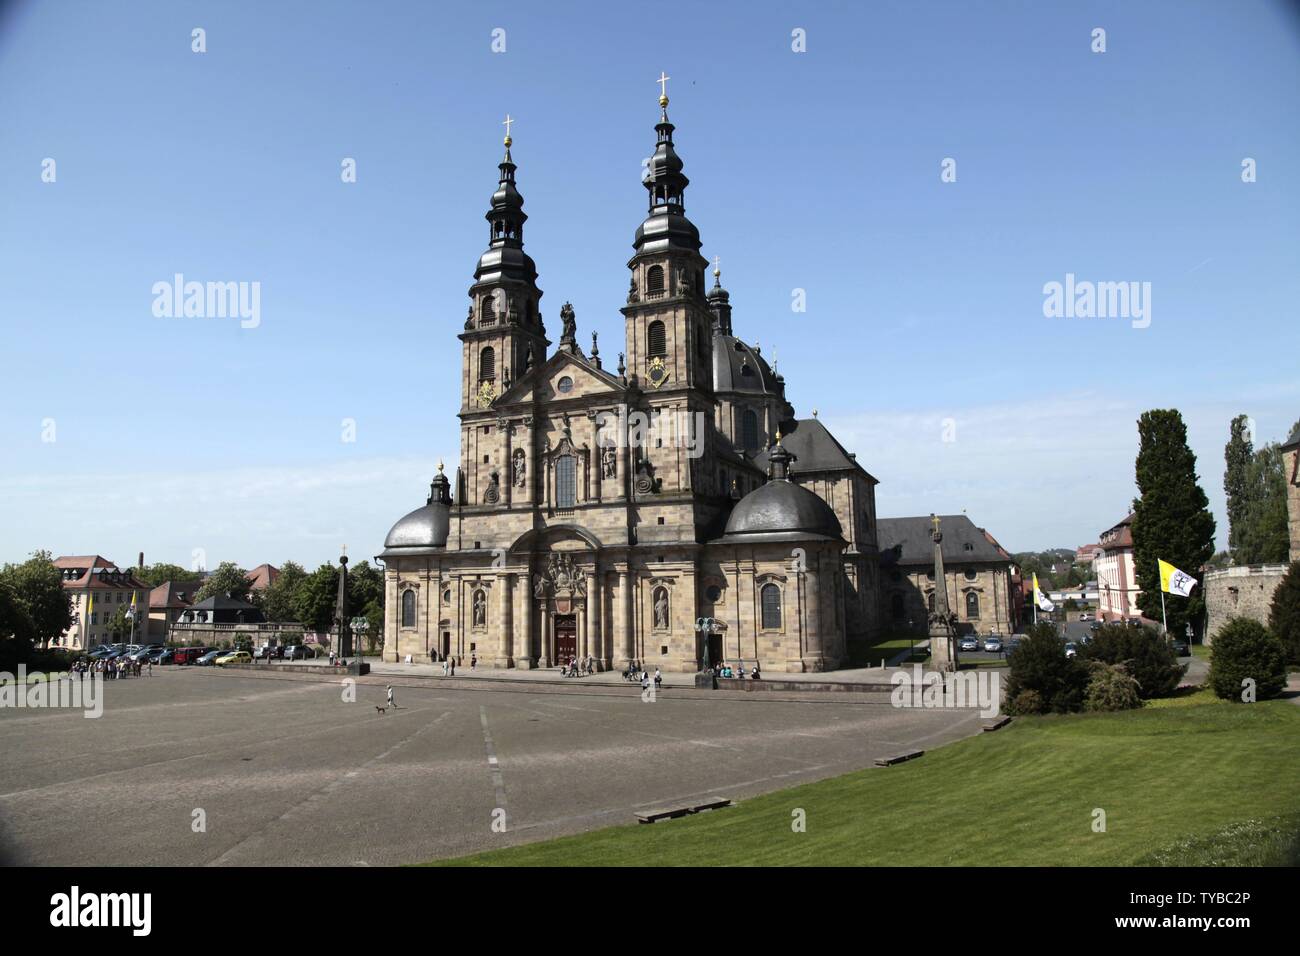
top-left (1033, 573), bottom-right (1055, 611)
top-left (1159, 560), bottom-right (1197, 597)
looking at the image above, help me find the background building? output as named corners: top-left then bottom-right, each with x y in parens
top-left (54, 555), bottom-right (150, 649)
top-left (1095, 513), bottom-right (1141, 622)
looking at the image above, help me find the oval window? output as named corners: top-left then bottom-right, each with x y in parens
top-left (557, 376), bottom-right (574, 393)
top-left (705, 585), bottom-right (722, 603)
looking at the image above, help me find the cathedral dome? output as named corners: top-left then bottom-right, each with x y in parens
top-left (712, 333), bottom-right (778, 395)
top-left (382, 469), bottom-right (452, 551)
top-left (718, 441), bottom-right (842, 544)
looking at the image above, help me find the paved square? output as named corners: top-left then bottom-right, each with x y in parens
top-left (0, 669), bottom-right (983, 865)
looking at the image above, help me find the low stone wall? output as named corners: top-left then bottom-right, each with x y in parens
top-left (1204, 565), bottom-right (1288, 644)
top-left (716, 677), bottom-right (894, 693)
top-left (220, 661), bottom-right (368, 676)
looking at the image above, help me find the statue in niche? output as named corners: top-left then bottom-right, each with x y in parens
top-left (654, 588), bottom-right (669, 630)
top-left (512, 450), bottom-right (526, 488)
top-left (601, 444), bottom-right (617, 479)
top-left (473, 590), bottom-right (486, 627)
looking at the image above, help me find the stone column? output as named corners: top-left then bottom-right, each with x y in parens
top-left (615, 407), bottom-right (627, 499)
top-left (586, 570), bottom-right (601, 668)
top-left (516, 582), bottom-right (534, 668)
top-left (539, 604), bottom-right (551, 668)
top-left (578, 604), bottom-right (588, 659)
top-left (802, 557), bottom-right (824, 672)
top-left (618, 569), bottom-right (634, 664)
top-left (497, 573), bottom-right (513, 666)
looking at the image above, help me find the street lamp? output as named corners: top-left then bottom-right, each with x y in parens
top-left (350, 616), bottom-right (370, 659)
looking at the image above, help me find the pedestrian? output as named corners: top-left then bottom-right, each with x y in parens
top-left (654, 667), bottom-right (662, 688)
top-left (450, 657), bottom-right (456, 676)
top-left (471, 653), bottom-right (477, 671)
top-left (386, 685), bottom-right (395, 709)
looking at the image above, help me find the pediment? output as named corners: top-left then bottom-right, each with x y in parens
top-left (496, 349), bottom-right (625, 407)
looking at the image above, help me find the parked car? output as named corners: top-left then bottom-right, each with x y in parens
top-left (153, 649), bottom-right (176, 665)
top-left (282, 645), bottom-right (317, 660)
top-left (215, 650), bottom-right (252, 666)
top-left (982, 636), bottom-right (1003, 653)
top-left (958, 636), bottom-right (980, 652)
top-left (1079, 613), bottom-right (1091, 621)
top-left (1089, 620), bottom-right (1103, 632)
top-left (1170, 637), bottom-right (1190, 656)
top-left (1064, 641), bottom-right (1079, 659)
top-left (254, 645), bottom-right (283, 660)
top-left (195, 650), bottom-right (223, 666)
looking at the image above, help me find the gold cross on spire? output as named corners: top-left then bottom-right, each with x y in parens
top-left (713, 255), bottom-right (721, 277)
top-left (502, 114), bottom-right (514, 147)
top-left (656, 71), bottom-right (670, 106)
top-left (931, 513), bottom-right (941, 533)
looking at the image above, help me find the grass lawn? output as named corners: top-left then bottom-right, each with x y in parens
top-left (430, 695), bottom-right (1300, 867)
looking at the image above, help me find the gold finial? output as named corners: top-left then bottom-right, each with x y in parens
top-left (712, 255), bottom-right (721, 278)
top-left (656, 71), bottom-right (670, 108)
top-left (931, 513), bottom-right (941, 533)
top-left (436, 458), bottom-right (445, 474)
top-left (775, 428), bottom-right (782, 444)
top-left (502, 114), bottom-right (514, 148)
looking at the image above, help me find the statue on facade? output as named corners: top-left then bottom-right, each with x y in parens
top-left (473, 590), bottom-right (486, 627)
top-left (559, 301), bottom-right (577, 349)
top-left (601, 444), bottom-right (617, 479)
top-left (654, 588), bottom-right (669, 629)
top-left (483, 470), bottom-right (500, 504)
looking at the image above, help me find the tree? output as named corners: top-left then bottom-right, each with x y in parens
top-left (293, 564), bottom-right (340, 633)
top-left (1003, 623), bottom-right (1089, 714)
top-left (255, 560), bottom-right (307, 623)
top-left (193, 562), bottom-right (251, 604)
top-left (1082, 623), bottom-right (1186, 698)
top-left (1131, 410), bottom-right (1216, 639)
top-left (1268, 562), bottom-right (1300, 664)
top-left (1224, 413), bottom-right (1254, 554)
top-left (106, 606), bottom-right (133, 642)
top-left (1208, 617), bottom-right (1287, 702)
top-left (0, 551), bottom-right (74, 649)
top-left (0, 578), bottom-right (35, 646)
top-left (1083, 662), bottom-right (1143, 712)
top-left (1234, 443), bottom-right (1288, 564)
top-left (135, 563), bottom-right (203, 588)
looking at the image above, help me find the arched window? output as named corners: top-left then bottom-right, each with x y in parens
top-left (479, 346), bottom-right (495, 382)
top-left (928, 592), bottom-right (936, 613)
top-left (966, 592), bottom-right (980, 619)
top-left (481, 295), bottom-right (496, 325)
top-left (891, 593), bottom-right (905, 620)
top-left (401, 590), bottom-right (416, 628)
top-left (760, 583), bottom-right (782, 629)
top-left (647, 320), bottom-right (666, 358)
top-left (742, 409), bottom-right (759, 451)
top-left (556, 455), bottom-right (576, 509)
top-left (646, 265), bottom-right (665, 295)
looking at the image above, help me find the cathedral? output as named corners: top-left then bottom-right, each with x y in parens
top-left (378, 88), bottom-right (886, 672)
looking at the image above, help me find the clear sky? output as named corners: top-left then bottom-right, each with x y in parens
top-left (1, 0), bottom-right (1297, 570)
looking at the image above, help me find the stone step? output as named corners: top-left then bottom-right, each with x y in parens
top-left (874, 749), bottom-right (924, 767)
top-left (635, 797), bottom-right (732, 823)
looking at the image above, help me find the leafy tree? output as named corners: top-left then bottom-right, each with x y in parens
top-left (293, 564), bottom-right (340, 633)
top-left (193, 562), bottom-right (251, 604)
top-left (1003, 623), bottom-right (1089, 714)
top-left (0, 551), bottom-right (74, 649)
top-left (255, 560), bottom-right (307, 622)
top-left (1268, 562), bottom-right (1300, 664)
top-left (1224, 413), bottom-right (1254, 554)
top-left (1208, 617), bottom-right (1287, 702)
top-left (1082, 623), bottom-right (1186, 698)
top-left (1131, 410), bottom-right (1216, 639)
top-left (135, 563), bottom-right (203, 587)
top-left (106, 606), bottom-right (134, 642)
top-left (1083, 661), bottom-right (1143, 712)
top-left (1235, 443), bottom-right (1288, 564)
top-left (0, 578), bottom-right (35, 646)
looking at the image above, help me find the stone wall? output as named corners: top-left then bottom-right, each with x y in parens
top-left (1203, 565), bottom-right (1288, 643)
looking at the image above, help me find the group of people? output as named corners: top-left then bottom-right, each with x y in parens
top-left (71, 657), bottom-right (148, 679)
top-left (716, 660), bottom-right (760, 680)
top-left (562, 655), bottom-right (598, 677)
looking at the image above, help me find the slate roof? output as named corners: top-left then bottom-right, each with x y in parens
top-left (753, 418), bottom-right (877, 483)
top-left (1283, 420), bottom-right (1300, 450)
top-left (149, 580), bottom-right (202, 610)
top-left (877, 515), bottom-right (1010, 567)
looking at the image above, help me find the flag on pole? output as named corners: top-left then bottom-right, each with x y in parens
top-left (1033, 573), bottom-right (1055, 611)
top-left (1159, 560), bottom-right (1197, 597)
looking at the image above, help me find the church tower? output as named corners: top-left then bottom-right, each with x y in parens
top-left (459, 121), bottom-right (548, 415)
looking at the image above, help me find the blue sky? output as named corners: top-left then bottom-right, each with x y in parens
top-left (1, 0), bottom-right (1297, 570)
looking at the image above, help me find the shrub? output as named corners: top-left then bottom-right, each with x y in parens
top-left (1003, 623), bottom-right (1088, 714)
top-left (1209, 617), bottom-right (1287, 702)
top-left (1082, 623), bottom-right (1186, 698)
top-left (1083, 661), bottom-right (1143, 712)
top-left (1267, 562), bottom-right (1300, 665)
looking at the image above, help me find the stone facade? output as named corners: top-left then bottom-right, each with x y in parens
top-left (1285, 430), bottom-right (1300, 563)
top-left (1203, 564), bottom-right (1289, 643)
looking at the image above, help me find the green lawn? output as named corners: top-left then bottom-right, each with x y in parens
top-left (430, 696), bottom-right (1300, 866)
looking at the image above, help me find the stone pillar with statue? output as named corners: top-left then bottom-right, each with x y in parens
top-left (927, 514), bottom-right (959, 672)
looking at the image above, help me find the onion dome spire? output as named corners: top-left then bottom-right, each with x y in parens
top-left (633, 74), bottom-right (702, 257)
top-left (706, 255), bottom-right (732, 334)
top-left (475, 114), bottom-right (537, 285)
top-left (767, 431), bottom-right (796, 481)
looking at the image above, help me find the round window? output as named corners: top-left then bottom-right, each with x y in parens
top-left (964, 570), bottom-right (977, 581)
top-left (443, 590), bottom-right (451, 604)
top-left (557, 376), bottom-right (574, 393)
top-left (705, 585), bottom-right (722, 602)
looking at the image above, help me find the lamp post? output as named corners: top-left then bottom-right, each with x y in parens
top-left (351, 616), bottom-right (370, 659)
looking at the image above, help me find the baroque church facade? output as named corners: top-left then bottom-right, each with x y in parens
top-left (378, 91), bottom-right (886, 672)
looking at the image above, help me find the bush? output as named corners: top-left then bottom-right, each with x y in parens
top-left (1082, 624), bottom-right (1186, 699)
top-left (1267, 562), bottom-right (1300, 665)
top-left (1209, 617), bottom-right (1288, 702)
top-left (1003, 623), bottom-right (1089, 714)
top-left (1083, 661), bottom-right (1143, 712)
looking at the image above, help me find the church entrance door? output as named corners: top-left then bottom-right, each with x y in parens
top-left (554, 614), bottom-right (577, 663)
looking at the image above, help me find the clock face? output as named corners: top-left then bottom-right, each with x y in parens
top-left (477, 380), bottom-right (496, 407)
top-left (647, 356), bottom-right (668, 387)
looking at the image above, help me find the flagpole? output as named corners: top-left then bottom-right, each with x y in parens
top-left (1160, 587), bottom-right (1167, 637)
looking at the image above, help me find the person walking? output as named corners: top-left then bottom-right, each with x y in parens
top-left (654, 667), bottom-right (662, 689)
top-left (471, 653), bottom-right (477, 671)
top-left (386, 685), bottom-right (396, 710)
